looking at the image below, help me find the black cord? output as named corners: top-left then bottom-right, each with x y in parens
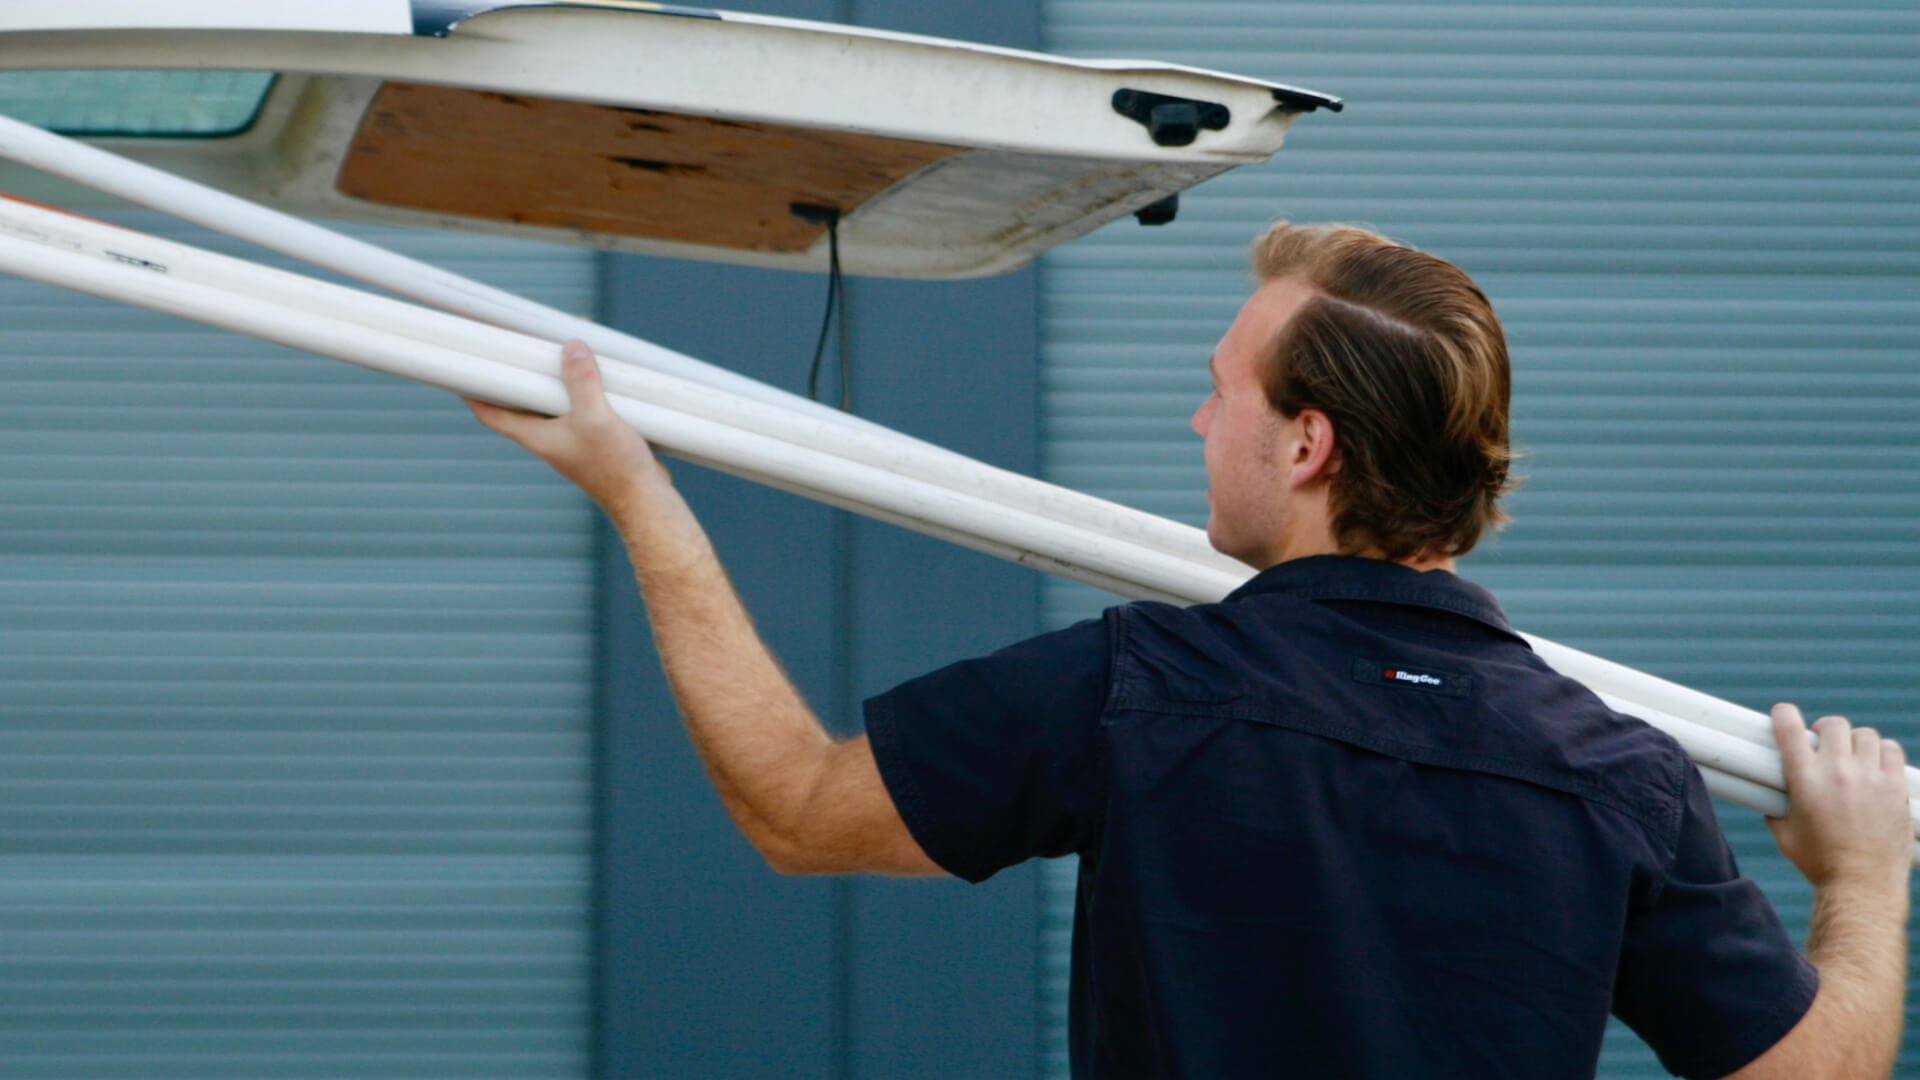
top-left (799, 206), bottom-right (850, 410)
top-left (805, 221), bottom-right (837, 403)
top-left (832, 221), bottom-right (850, 410)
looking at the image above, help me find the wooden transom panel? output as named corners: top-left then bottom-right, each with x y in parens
top-left (336, 82), bottom-right (967, 251)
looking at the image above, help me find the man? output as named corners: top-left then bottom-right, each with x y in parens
top-left (470, 223), bottom-right (1912, 1078)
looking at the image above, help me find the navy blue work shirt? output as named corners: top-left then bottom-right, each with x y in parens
top-left (865, 555), bottom-right (1815, 1079)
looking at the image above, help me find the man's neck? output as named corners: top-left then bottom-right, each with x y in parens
top-left (1398, 552), bottom-right (1458, 574)
top-left (1261, 535), bottom-right (1456, 576)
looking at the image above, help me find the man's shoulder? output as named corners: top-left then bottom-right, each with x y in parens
top-left (1103, 591), bottom-right (1693, 841)
top-left (1530, 676), bottom-right (1696, 842)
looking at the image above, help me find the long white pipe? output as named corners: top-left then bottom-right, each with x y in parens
top-left (1599, 691), bottom-right (1920, 835)
top-left (0, 203), bottom-right (1230, 604)
top-left (1531, 638), bottom-right (1920, 804)
top-left (1691, 749), bottom-right (1920, 866)
top-left (0, 115), bottom-right (1879, 792)
top-left (0, 197), bottom-right (1860, 741)
top-left (5, 222), bottom-right (1914, 866)
top-left (0, 231), bottom-right (1229, 607)
top-left (0, 192), bottom-right (1247, 581)
top-left (3, 117), bottom-right (1913, 857)
top-left (1535, 635), bottom-right (1783, 754)
top-left (0, 114), bottom-right (1232, 573)
top-left (0, 115), bottom-right (818, 414)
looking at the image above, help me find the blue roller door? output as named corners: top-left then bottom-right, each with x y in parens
top-left (0, 213), bottom-right (598, 1078)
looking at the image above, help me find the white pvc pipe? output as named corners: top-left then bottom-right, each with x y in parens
top-left (0, 115), bottom-right (813, 413)
top-left (0, 231), bottom-right (1232, 608)
top-left (26, 192), bottom-right (1897, 804)
top-left (10, 225), bottom-right (1915, 868)
top-left (1600, 691), bottom-right (1787, 792)
top-left (1694, 764), bottom-right (1920, 869)
top-left (0, 115), bottom-right (1236, 572)
top-left (1599, 691), bottom-right (1920, 839)
top-left (2, 119), bottom-right (1912, 859)
top-left (1622, 693), bottom-right (1920, 850)
top-left (7, 116), bottom-right (1893, 805)
top-left (11, 224), bottom-right (1919, 869)
top-left (1535, 635), bottom-right (1772, 752)
top-left (1533, 636), bottom-right (1920, 804)
top-left (0, 193), bottom-right (1248, 582)
top-left (1700, 768), bottom-right (1787, 818)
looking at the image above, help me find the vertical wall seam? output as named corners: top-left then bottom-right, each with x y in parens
top-left (588, 248), bottom-right (617, 1080)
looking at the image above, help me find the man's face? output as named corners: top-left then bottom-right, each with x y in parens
top-left (1189, 277), bottom-right (1318, 568)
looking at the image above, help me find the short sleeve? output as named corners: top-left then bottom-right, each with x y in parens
top-left (863, 618), bottom-right (1111, 884)
top-left (1612, 765), bottom-right (1818, 1079)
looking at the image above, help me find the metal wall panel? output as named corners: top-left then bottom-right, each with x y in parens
top-left (1037, 1), bottom-right (1919, 1075)
top-left (0, 214), bottom-right (597, 1078)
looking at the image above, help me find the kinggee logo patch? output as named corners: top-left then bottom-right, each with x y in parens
top-left (1353, 659), bottom-right (1471, 698)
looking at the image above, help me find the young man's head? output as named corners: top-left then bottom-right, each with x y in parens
top-left (1191, 223), bottom-right (1516, 569)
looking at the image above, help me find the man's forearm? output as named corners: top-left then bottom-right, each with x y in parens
top-left (467, 345), bottom-right (931, 875)
top-left (609, 480), bottom-right (836, 867)
top-left (1730, 707), bottom-right (1916, 1079)
top-left (1802, 877), bottom-right (1910, 1078)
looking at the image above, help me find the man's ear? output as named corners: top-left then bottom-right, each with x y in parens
top-left (1287, 408), bottom-right (1340, 489)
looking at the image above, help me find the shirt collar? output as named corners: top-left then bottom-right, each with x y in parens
top-left (1224, 555), bottom-right (1520, 640)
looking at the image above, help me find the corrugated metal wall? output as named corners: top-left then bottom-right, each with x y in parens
top-left (0, 214), bottom-right (598, 1078)
top-left (1037, 1), bottom-right (1920, 1075)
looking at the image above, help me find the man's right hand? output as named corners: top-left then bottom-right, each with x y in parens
top-left (1767, 703), bottom-right (1912, 891)
top-left (1718, 705), bottom-right (1910, 1079)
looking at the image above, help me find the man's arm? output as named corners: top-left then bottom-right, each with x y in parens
top-left (1722, 704), bottom-right (1911, 1080)
top-left (469, 341), bottom-right (944, 878)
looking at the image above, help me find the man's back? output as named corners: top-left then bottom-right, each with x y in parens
top-left (868, 556), bottom-right (1813, 1078)
top-left (1058, 557), bottom-right (1814, 1078)
top-left (1086, 566), bottom-right (1633, 1073)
